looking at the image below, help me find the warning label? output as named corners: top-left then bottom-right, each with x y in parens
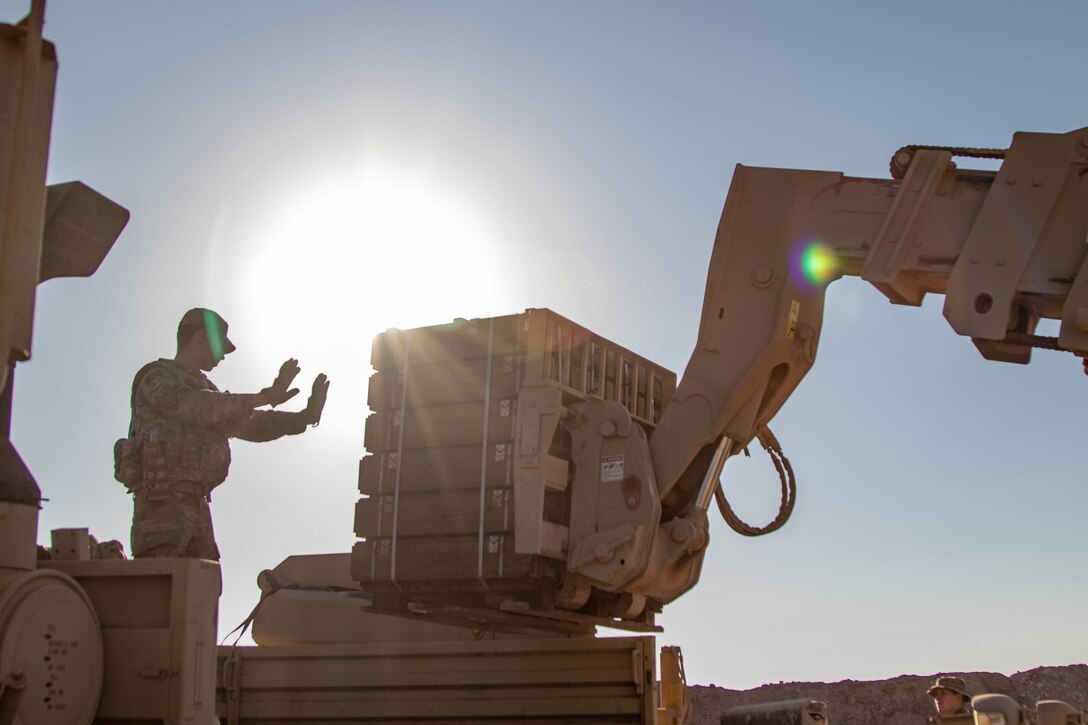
top-left (786, 299), bottom-right (800, 340)
top-left (601, 455), bottom-right (625, 483)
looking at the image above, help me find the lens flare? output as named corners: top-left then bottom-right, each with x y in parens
top-left (203, 309), bottom-right (225, 362)
top-left (799, 242), bottom-right (838, 287)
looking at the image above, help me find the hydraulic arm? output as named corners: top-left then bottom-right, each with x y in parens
top-left (557, 125), bottom-right (1088, 610)
top-left (652, 126), bottom-right (1088, 518)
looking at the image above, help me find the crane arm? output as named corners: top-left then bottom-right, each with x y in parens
top-left (650, 126), bottom-right (1088, 518)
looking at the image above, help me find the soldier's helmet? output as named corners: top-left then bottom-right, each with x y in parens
top-left (178, 308), bottom-right (236, 357)
top-left (927, 675), bottom-right (970, 699)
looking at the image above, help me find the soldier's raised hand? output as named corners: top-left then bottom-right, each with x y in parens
top-left (304, 373), bottom-right (330, 425)
top-left (262, 358), bottom-right (301, 407)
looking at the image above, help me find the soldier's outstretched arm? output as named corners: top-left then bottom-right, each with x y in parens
top-left (225, 373), bottom-right (329, 442)
top-left (139, 365), bottom-right (272, 425)
top-left (225, 410), bottom-right (308, 441)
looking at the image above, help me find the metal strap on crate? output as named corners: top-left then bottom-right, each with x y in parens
top-left (476, 319), bottom-right (495, 587)
top-left (389, 331), bottom-right (411, 591)
top-left (503, 315), bottom-right (528, 580)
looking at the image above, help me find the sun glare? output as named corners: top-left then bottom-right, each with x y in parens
top-left (237, 167), bottom-right (504, 359)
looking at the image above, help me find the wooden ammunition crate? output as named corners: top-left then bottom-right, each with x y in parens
top-left (354, 309), bottom-right (676, 598)
top-left (370, 314), bottom-right (524, 369)
top-left (367, 310), bottom-right (675, 426)
top-left (367, 357), bottom-right (521, 409)
top-left (359, 443), bottom-right (514, 496)
top-left (363, 396), bottom-right (518, 452)
top-left (351, 535), bottom-right (538, 583)
top-left (355, 488), bottom-right (513, 538)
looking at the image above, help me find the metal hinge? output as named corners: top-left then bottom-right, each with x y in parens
top-left (222, 647), bottom-right (243, 725)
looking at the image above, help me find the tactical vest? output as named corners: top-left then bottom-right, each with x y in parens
top-left (114, 359), bottom-right (232, 490)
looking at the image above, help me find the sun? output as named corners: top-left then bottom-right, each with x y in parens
top-left (233, 164), bottom-right (505, 361)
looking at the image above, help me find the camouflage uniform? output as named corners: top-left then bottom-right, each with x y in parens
top-left (122, 358), bottom-right (309, 560)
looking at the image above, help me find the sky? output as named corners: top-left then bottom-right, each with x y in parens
top-left (5, 0), bottom-right (1086, 691)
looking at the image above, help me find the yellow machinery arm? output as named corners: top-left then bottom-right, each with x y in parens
top-left (651, 126), bottom-right (1088, 521)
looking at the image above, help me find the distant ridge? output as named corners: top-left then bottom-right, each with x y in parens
top-left (689, 665), bottom-right (1088, 725)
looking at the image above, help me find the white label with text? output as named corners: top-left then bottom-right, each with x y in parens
top-left (601, 455), bottom-right (625, 483)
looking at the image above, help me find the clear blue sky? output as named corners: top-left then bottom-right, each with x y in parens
top-left (7, 0), bottom-right (1086, 689)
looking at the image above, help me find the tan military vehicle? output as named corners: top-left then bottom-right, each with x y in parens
top-left (1, 2), bottom-right (1086, 723)
top-left (721, 699), bottom-right (829, 724)
top-left (964, 695), bottom-right (1088, 725)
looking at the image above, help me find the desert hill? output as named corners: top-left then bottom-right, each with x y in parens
top-left (689, 665), bottom-right (1087, 724)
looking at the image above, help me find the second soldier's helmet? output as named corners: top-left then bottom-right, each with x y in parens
top-left (927, 675), bottom-right (970, 699)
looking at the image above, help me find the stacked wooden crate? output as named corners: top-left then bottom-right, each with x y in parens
top-left (352, 309), bottom-right (675, 613)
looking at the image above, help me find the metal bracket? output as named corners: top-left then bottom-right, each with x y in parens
top-left (862, 149), bottom-right (953, 306)
top-left (513, 382), bottom-right (569, 558)
top-left (221, 647), bottom-right (242, 725)
top-left (1058, 131), bottom-right (1088, 355)
top-left (631, 648), bottom-right (644, 695)
top-left (944, 131), bottom-right (1075, 340)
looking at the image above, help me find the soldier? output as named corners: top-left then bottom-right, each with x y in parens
top-left (928, 675), bottom-right (972, 718)
top-left (114, 308), bottom-right (330, 561)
